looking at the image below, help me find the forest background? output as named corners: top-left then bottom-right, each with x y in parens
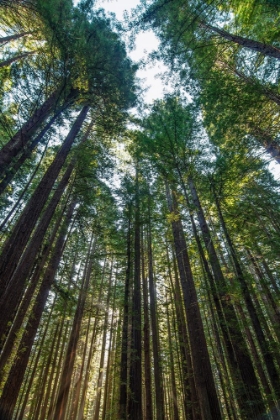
top-left (0, 0), bottom-right (280, 419)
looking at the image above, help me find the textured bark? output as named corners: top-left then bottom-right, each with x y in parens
top-left (0, 51), bottom-right (34, 68)
top-left (128, 167), bottom-right (143, 420)
top-left (0, 207), bottom-right (63, 372)
top-left (0, 162), bottom-right (74, 344)
top-left (0, 201), bottom-right (75, 419)
top-left (142, 228), bottom-right (153, 420)
top-left (93, 262), bottom-right (113, 420)
top-left (147, 206), bottom-right (165, 420)
top-left (200, 21), bottom-right (280, 60)
top-left (0, 88), bottom-right (62, 172)
top-left (187, 176), bottom-right (267, 417)
top-left (166, 296), bottom-right (180, 420)
top-left (167, 246), bottom-right (199, 420)
top-left (119, 210), bottom-right (132, 420)
top-left (0, 104), bottom-right (70, 195)
top-left (53, 234), bottom-right (95, 420)
top-left (165, 181), bottom-right (222, 420)
top-left (0, 32), bottom-right (30, 44)
top-left (213, 189), bottom-right (280, 399)
top-left (0, 106), bottom-right (88, 296)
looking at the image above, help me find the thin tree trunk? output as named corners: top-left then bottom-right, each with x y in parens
top-left (213, 188), bottom-right (280, 399)
top-left (186, 175), bottom-right (268, 417)
top-left (141, 228), bottom-right (153, 420)
top-left (128, 165), bottom-right (143, 420)
top-left (53, 233), bottom-right (95, 420)
top-left (0, 202), bottom-right (64, 372)
top-left (166, 294), bottom-right (180, 420)
top-left (93, 261), bottom-right (114, 420)
top-left (167, 245), bottom-right (199, 420)
top-left (0, 32), bottom-right (30, 44)
top-left (0, 51), bottom-right (34, 68)
top-left (147, 201), bottom-right (165, 420)
top-left (200, 21), bottom-right (280, 60)
top-left (119, 208), bottom-right (132, 420)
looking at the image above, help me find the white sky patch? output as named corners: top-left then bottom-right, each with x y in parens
top-left (74, 0), bottom-right (172, 105)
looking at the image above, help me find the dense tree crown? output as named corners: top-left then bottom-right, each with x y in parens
top-left (0, 1), bottom-right (280, 419)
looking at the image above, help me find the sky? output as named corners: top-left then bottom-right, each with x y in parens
top-left (93, 0), bottom-right (171, 105)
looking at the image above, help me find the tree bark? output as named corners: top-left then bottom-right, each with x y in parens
top-left (119, 207), bottom-right (132, 420)
top-left (187, 175), bottom-right (267, 417)
top-left (200, 21), bottom-right (280, 60)
top-left (147, 202), bottom-right (165, 420)
top-left (0, 161), bottom-right (75, 344)
top-left (128, 166), bottom-right (143, 420)
top-left (213, 187), bottom-right (280, 399)
top-left (141, 228), bottom-right (153, 420)
top-left (53, 233), bottom-right (95, 420)
top-left (0, 103), bottom-right (71, 195)
top-left (0, 32), bottom-right (30, 44)
top-left (0, 51), bottom-right (35, 68)
top-left (165, 181), bottom-right (222, 420)
top-left (0, 106), bottom-right (88, 296)
top-left (0, 88), bottom-right (78, 173)
top-left (0, 201), bottom-right (75, 420)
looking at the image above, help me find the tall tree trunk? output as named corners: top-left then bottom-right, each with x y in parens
top-left (166, 294), bottom-right (180, 420)
top-left (93, 261), bottom-right (114, 420)
top-left (141, 228), bottom-right (153, 420)
top-left (147, 200), bottom-right (165, 420)
top-left (119, 207), bottom-right (132, 420)
top-left (0, 202), bottom-right (64, 372)
top-left (0, 103), bottom-right (70, 195)
top-left (0, 51), bottom-right (35, 68)
top-left (0, 32), bottom-right (30, 44)
top-left (53, 233), bottom-right (95, 420)
top-left (0, 87), bottom-right (78, 172)
top-left (165, 181), bottom-right (222, 420)
top-left (186, 175), bottom-right (267, 417)
top-left (0, 200), bottom-right (75, 420)
top-left (0, 161), bottom-right (75, 343)
top-left (212, 187), bottom-right (280, 399)
top-left (128, 166), bottom-right (143, 420)
top-left (166, 245), bottom-right (199, 420)
top-left (199, 21), bottom-right (280, 60)
top-left (0, 106), bottom-right (88, 295)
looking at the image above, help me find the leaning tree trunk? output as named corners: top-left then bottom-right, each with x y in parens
top-left (0, 51), bottom-right (35, 68)
top-left (0, 32), bottom-right (30, 44)
top-left (0, 161), bottom-right (75, 345)
top-left (186, 175), bottom-right (267, 417)
top-left (0, 102), bottom-right (72, 195)
top-left (212, 188), bottom-right (280, 400)
top-left (0, 199), bottom-right (75, 420)
top-left (199, 21), bottom-right (280, 60)
top-left (0, 106), bottom-right (88, 295)
top-left (0, 203), bottom-right (65, 372)
top-left (0, 87), bottom-right (78, 174)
